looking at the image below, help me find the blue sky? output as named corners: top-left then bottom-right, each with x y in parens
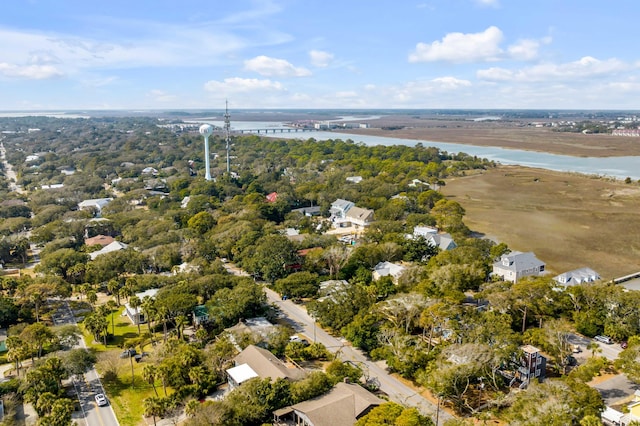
top-left (2, 0), bottom-right (639, 110)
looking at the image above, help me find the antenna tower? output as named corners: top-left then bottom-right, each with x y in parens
top-left (224, 100), bottom-right (231, 174)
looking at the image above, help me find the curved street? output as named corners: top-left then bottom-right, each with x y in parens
top-left (224, 263), bottom-right (453, 423)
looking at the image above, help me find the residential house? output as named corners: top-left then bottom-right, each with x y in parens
top-left (329, 199), bottom-right (354, 220)
top-left (425, 233), bottom-right (457, 251)
top-left (225, 317), bottom-right (278, 344)
top-left (373, 261), bottom-right (406, 283)
top-left (89, 241), bottom-right (128, 260)
top-left (273, 382), bottom-right (383, 426)
top-left (619, 390), bottom-right (640, 425)
top-left (123, 289), bottom-right (158, 325)
top-left (517, 345), bottom-right (546, 385)
top-left (318, 280), bottom-right (350, 302)
top-left (292, 206), bottom-right (321, 217)
top-left (498, 344), bottom-right (546, 390)
top-left (84, 235), bottom-right (115, 247)
top-left (408, 179), bottom-right (429, 188)
top-left (192, 305), bottom-right (209, 326)
top-left (412, 226), bottom-right (438, 237)
top-left (180, 196), bottom-right (191, 209)
top-left (329, 199), bottom-right (373, 228)
top-left (226, 345), bottom-right (305, 388)
top-left (345, 206), bottom-right (374, 228)
top-left (0, 329), bottom-right (7, 353)
top-left (266, 192), bottom-right (278, 203)
top-left (553, 267), bottom-right (600, 287)
top-left (492, 251), bottom-right (545, 283)
top-left (78, 198), bottom-right (113, 217)
top-left (141, 167), bottom-right (158, 175)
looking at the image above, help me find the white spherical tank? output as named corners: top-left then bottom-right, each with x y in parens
top-left (199, 124), bottom-right (213, 136)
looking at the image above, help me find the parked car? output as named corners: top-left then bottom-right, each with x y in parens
top-left (594, 335), bottom-right (613, 344)
top-left (621, 341), bottom-right (628, 349)
top-left (95, 393), bottom-right (108, 406)
top-left (572, 345), bottom-right (582, 353)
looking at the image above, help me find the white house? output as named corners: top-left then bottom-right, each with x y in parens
top-left (553, 267), bottom-right (600, 287)
top-left (89, 241), bottom-right (128, 260)
top-left (329, 199), bottom-right (354, 219)
top-left (123, 288), bottom-right (158, 325)
top-left (373, 261), bottom-right (406, 283)
top-left (492, 251), bottom-right (546, 283)
top-left (78, 198), bottom-right (113, 217)
top-left (329, 199), bottom-right (373, 228)
top-left (413, 226), bottom-right (438, 237)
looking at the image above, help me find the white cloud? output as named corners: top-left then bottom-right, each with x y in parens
top-left (477, 56), bottom-right (629, 82)
top-left (409, 26), bottom-right (504, 63)
top-left (244, 55), bottom-right (311, 77)
top-left (474, 0), bottom-right (499, 7)
top-left (204, 77), bottom-right (284, 93)
top-left (309, 50), bottom-right (334, 67)
top-left (393, 76), bottom-right (472, 103)
top-left (508, 39), bottom-right (541, 61)
top-left (0, 63), bottom-right (64, 79)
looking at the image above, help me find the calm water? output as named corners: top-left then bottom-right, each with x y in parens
top-left (261, 127), bottom-right (640, 181)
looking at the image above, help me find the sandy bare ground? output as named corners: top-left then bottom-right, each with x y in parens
top-left (442, 166), bottom-right (640, 280)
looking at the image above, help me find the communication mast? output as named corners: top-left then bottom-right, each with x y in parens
top-left (224, 100), bottom-right (231, 174)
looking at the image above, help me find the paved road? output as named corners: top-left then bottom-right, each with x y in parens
top-left (223, 262), bottom-right (452, 423)
top-left (568, 333), bottom-right (623, 361)
top-left (0, 141), bottom-right (23, 193)
top-left (52, 300), bottom-right (120, 426)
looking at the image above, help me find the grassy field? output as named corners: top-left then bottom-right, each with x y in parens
top-left (442, 165), bottom-right (640, 280)
top-left (80, 306), bottom-right (161, 426)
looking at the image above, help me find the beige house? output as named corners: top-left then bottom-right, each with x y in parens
top-left (273, 382), bottom-right (383, 426)
top-left (226, 345), bottom-right (305, 388)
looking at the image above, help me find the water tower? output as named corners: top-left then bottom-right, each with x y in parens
top-left (199, 124), bottom-right (213, 181)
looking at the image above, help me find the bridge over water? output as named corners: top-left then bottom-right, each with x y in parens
top-left (236, 127), bottom-right (319, 134)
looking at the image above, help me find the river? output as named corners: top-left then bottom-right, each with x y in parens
top-left (281, 130), bottom-right (640, 181)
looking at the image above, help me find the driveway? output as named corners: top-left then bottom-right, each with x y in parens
top-left (591, 373), bottom-right (639, 407)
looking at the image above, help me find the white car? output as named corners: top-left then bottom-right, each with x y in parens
top-left (95, 393), bottom-right (108, 406)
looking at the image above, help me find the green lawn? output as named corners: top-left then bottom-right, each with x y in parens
top-left (80, 305), bottom-right (165, 426)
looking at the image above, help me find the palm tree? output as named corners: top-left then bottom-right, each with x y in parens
top-left (175, 314), bottom-right (188, 340)
top-left (143, 364), bottom-right (159, 396)
top-left (141, 296), bottom-right (157, 344)
top-left (87, 290), bottom-right (98, 309)
top-left (30, 291), bottom-right (45, 323)
top-left (185, 399), bottom-right (201, 418)
top-left (106, 300), bottom-right (118, 336)
top-left (143, 396), bottom-right (166, 426)
top-left (107, 279), bottom-right (120, 305)
top-left (6, 336), bottom-right (26, 376)
top-left (129, 295), bottom-right (142, 335)
top-left (157, 306), bottom-right (169, 343)
top-left (156, 363), bottom-right (170, 396)
top-left (587, 341), bottom-right (602, 357)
